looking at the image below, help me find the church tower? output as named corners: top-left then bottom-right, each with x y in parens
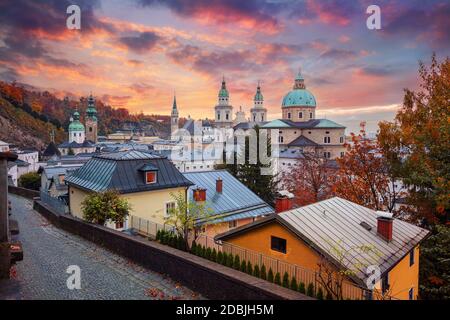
top-left (170, 95), bottom-right (179, 139)
top-left (214, 77), bottom-right (233, 129)
top-left (68, 109), bottom-right (85, 144)
top-left (250, 82), bottom-right (267, 123)
top-left (85, 94), bottom-right (98, 143)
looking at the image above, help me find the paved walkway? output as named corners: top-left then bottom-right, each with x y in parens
top-left (0, 194), bottom-right (201, 300)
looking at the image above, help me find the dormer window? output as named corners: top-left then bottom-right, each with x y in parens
top-left (145, 171), bottom-right (157, 184)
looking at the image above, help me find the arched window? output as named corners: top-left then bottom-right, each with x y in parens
top-left (299, 112), bottom-right (303, 119)
top-left (287, 112), bottom-right (291, 119)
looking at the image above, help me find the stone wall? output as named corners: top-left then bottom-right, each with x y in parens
top-left (8, 185), bottom-right (39, 199)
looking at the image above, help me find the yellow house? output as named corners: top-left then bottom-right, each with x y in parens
top-left (215, 197), bottom-right (430, 300)
top-left (65, 150), bottom-right (193, 229)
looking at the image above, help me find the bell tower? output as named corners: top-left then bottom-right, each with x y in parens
top-left (170, 95), bottom-right (179, 139)
top-left (214, 76), bottom-right (233, 128)
top-left (250, 81), bottom-right (267, 123)
top-left (85, 94), bottom-right (98, 143)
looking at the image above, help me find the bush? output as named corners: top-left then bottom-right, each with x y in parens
top-left (177, 236), bottom-right (185, 250)
top-left (240, 260), bottom-right (247, 272)
top-left (298, 282), bottom-right (306, 294)
top-left (306, 283), bottom-right (315, 297)
top-left (206, 247), bottom-right (212, 260)
top-left (233, 255), bottom-right (240, 270)
top-left (274, 272), bottom-right (281, 285)
top-left (260, 265), bottom-right (267, 280)
top-left (325, 291), bottom-right (333, 300)
top-left (221, 252), bottom-right (228, 266)
top-left (316, 288), bottom-right (324, 300)
top-left (211, 248), bottom-right (217, 262)
top-left (246, 261), bottom-right (253, 275)
top-left (156, 230), bottom-right (161, 241)
top-left (268, 268), bottom-right (274, 283)
top-left (282, 272), bottom-right (289, 288)
top-left (19, 172), bottom-right (41, 190)
top-left (290, 277), bottom-right (298, 291)
top-left (217, 251), bottom-right (223, 264)
top-left (226, 253), bottom-right (234, 267)
top-left (201, 246), bottom-right (207, 258)
top-left (253, 265), bottom-right (260, 278)
top-left (190, 241), bottom-right (197, 253)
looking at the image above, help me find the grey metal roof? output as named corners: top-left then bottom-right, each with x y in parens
top-left (41, 165), bottom-right (83, 180)
top-left (58, 140), bottom-right (95, 148)
top-left (65, 150), bottom-right (193, 193)
top-left (183, 170), bottom-right (274, 223)
top-left (288, 135), bottom-right (319, 147)
top-left (217, 197), bottom-right (429, 286)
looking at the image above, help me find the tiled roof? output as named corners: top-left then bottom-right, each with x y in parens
top-left (183, 170), bottom-right (274, 224)
top-left (288, 135), bottom-right (319, 147)
top-left (65, 150), bottom-right (193, 193)
top-left (42, 142), bottom-right (61, 157)
top-left (216, 197), bottom-right (430, 287)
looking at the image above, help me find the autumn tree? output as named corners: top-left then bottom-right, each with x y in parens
top-left (283, 151), bottom-right (336, 207)
top-left (378, 54), bottom-right (450, 225)
top-left (333, 132), bottom-right (402, 214)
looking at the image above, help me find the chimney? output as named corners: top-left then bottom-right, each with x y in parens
top-left (193, 188), bottom-right (206, 202)
top-left (216, 178), bottom-right (223, 193)
top-left (376, 211), bottom-right (393, 241)
top-left (275, 196), bottom-right (293, 213)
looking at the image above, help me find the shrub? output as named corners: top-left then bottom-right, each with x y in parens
top-left (316, 288), bottom-right (324, 300)
top-left (274, 272), bottom-right (281, 285)
top-left (282, 272), bottom-right (289, 288)
top-left (177, 236), bottom-right (185, 250)
top-left (201, 246), bottom-right (207, 258)
top-left (306, 283), bottom-right (315, 297)
top-left (240, 260), bottom-right (247, 272)
top-left (211, 248), bottom-right (217, 262)
top-left (253, 265), bottom-right (260, 278)
top-left (298, 282), bottom-right (306, 294)
top-left (260, 265), bottom-right (267, 280)
top-left (18, 172), bottom-right (40, 190)
top-left (221, 252), bottom-right (228, 266)
top-left (326, 292), bottom-right (333, 300)
top-left (290, 277), bottom-right (298, 291)
top-left (190, 241), bottom-right (197, 253)
top-left (268, 268), bottom-right (274, 283)
top-left (217, 251), bottom-right (223, 264)
top-left (233, 255), bottom-right (240, 270)
top-left (246, 261), bottom-right (253, 275)
top-left (206, 247), bottom-right (212, 260)
top-left (156, 230), bottom-right (161, 241)
top-left (226, 253), bottom-right (234, 267)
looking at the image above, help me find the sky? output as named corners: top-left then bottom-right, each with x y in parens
top-left (0, 0), bottom-right (449, 134)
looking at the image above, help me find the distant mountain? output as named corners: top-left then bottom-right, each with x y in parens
top-left (0, 81), bottom-right (170, 150)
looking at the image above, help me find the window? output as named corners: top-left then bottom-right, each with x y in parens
top-left (409, 249), bottom-right (415, 266)
top-left (226, 113), bottom-right (229, 120)
top-left (287, 112), bottom-right (291, 119)
top-left (325, 131), bottom-right (330, 134)
top-left (271, 236), bottom-right (287, 253)
top-left (324, 136), bottom-right (331, 144)
top-left (340, 152), bottom-right (345, 157)
top-left (340, 136), bottom-right (344, 143)
top-left (217, 113), bottom-right (220, 120)
top-left (145, 171), bottom-right (157, 184)
top-left (165, 202), bottom-right (175, 217)
top-left (89, 127), bottom-right (93, 132)
top-left (324, 152), bottom-right (331, 159)
top-left (310, 112), bottom-right (313, 119)
top-left (115, 221), bottom-right (124, 229)
top-left (279, 136), bottom-right (284, 143)
top-left (381, 274), bottom-right (390, 294)
top-left (228, 220), bottom-right (237, 229)
top-left (299, 112), bottom-right (303, 119)
top-left (408, 288), bottom-right (414, 300)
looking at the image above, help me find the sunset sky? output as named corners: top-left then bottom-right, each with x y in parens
top-left (0, 0), bottom-right (449, 133)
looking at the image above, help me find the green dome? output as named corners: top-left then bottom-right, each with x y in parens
top-left (282, 89), bottom-right (316, 108)
top-left (254, 85), bottom-right (263, 101)
top-left (69, 120), bottom-right (85, 131)
top-left (218, 78), bottom-right (229, 98)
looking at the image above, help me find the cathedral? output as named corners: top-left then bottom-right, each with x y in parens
top-left (170, 71), bottom-right (346, 161)
top-left (58, 94), bottom-right (98, 156)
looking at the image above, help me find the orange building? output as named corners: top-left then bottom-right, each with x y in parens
top-left (215, 197), bottom-right (430, 300)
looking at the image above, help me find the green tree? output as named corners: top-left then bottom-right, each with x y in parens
top-left (306, 283), bottom-right (315, 297)
top-left (419, 225), bottom-right (450, 300)
top-left (260, 265), bottom-right (267, 280)
top-left (246, 261), bottom-right (253, 275)
top-left (240, 260), bottom-right (247, 272)
top-left (268, 268), bottom-right (274, 283)
top-left (378, 54), bottom-right (450, 225)
top-left (81, 190), bottom-right (131, 225)
top-left (18, 172), bottom-right (41, 190)
top-left (290, 277), bottom-right (298, 291)
top-left (298, 282), bottom-right (306, 294)
top-left (316, 288), bottom-right (324, 300)
top-left (253, 265), bottom-right (260, 278)
top-left (282, 272), bottom-right (290, 288)
top-left (274, 272), bottom-right (281, 285)
top-left (233, 255), bottom-right (240, 270)
top-left (217, 125), bottom-right (279, 205)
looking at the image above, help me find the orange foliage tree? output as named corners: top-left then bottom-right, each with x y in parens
top-left (333, 132), bottom-right (403, 214)
top-left (282, 151), bottom-right (336, 207)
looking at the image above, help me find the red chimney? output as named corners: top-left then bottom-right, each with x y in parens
top-left (193, 188), bottom-right (206, 202)
top-left (216, 178), bottom-right (223, 193)
top-left (275, 196), bottom-right (293, 213)
top-left (377, 216), bottom-right (393, 241)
